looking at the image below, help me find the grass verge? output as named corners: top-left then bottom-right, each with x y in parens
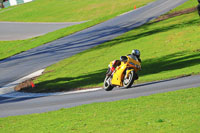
top-left (0, 0), bottom-right (154, 60)
top-left (1, 87), bottom-right (200, 132)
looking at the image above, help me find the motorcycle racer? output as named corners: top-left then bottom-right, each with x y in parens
top-left (120, 49), bottom-right (141, 63)
top-left (106, 49), bottom-right (141, 79)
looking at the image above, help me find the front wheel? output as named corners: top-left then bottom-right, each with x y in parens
top-left (123, 70), bottom-right (135, 88)
top-left (103, 76), bottom-right (114, 91)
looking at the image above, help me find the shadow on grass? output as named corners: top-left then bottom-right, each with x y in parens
top-left (140, 51), bottom-right (200, 76)
top-left (24, 69), bottom-right (108, 93)
top-left (90, 18), bottom-right (199, 51)
top-left (28, 51), bottom-right (200, 93)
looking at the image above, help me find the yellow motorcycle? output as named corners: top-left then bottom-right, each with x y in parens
top-left (103, 56), bottom-right (141, 91)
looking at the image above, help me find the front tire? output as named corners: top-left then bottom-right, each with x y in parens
top-left (123, 70), bottom-right (135, 88)
top-left (103, 76), bottom-right (114, 91)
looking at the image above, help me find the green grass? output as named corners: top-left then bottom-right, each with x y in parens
top-left (0, 0), bottom-right (154, 60)
top-left (0, 0), bottom-right (154, 22)
top-left (29, 10), bottom-right (200, 92)
top-left (169, 0), bottom-right (198, 12)
top-left (1, 87), bottom-right (200, 132)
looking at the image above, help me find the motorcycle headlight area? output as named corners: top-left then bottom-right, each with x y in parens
top-left (129, 62), bottom-right (136, 66)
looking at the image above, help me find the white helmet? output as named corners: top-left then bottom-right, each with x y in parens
top-left (132, 49), bottom-right (140, 57)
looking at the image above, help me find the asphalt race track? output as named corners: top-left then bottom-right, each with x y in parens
top-left (0, 21), bottom-right (86, 40)
top-left (0, 75), bottom-right (200, 117)
top-left (0, 0), bottom-right (197, 117)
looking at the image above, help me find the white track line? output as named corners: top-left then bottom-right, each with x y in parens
top-left (0, 69), bottom-right (102, 98)
top-left (0, 69), bottom-right (44, 95)
top-left (0, 88), bottom-right (103, 98)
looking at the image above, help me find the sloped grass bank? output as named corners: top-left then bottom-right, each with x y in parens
top-left (26, 11), bottom-right (200, 93)
top-left (1, 87), bottom-right (200, 132)
top-left (0, 0), bottom-right (154, 60)
top-left (0, 0), bottom-right (154, 22)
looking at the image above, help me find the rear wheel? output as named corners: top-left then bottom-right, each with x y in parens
top-left (103, 76), bottom-right (114, 91)
top-left (123, 70), bottom-right (135, 88)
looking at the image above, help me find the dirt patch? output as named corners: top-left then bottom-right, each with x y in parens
top-left (154, 7), bottom-right (197, 22)
top-left (14, 77), bottom-right (38, 92)
top-left (14, 75), bottom-right (102, 93)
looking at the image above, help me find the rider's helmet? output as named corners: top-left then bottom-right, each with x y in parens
top-left (132, 49), bottom-right (140, 58)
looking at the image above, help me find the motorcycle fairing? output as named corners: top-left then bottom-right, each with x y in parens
top-left (111, 62), bottom-right (127, 86)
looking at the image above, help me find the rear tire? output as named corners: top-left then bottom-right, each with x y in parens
top-left (123, 70), bottom-right (135, 88)
top-left (103, 76), bottom-right (114, 91)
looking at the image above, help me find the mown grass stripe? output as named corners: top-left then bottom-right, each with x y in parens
top-left (0, 87), bottom-right (199, 132)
